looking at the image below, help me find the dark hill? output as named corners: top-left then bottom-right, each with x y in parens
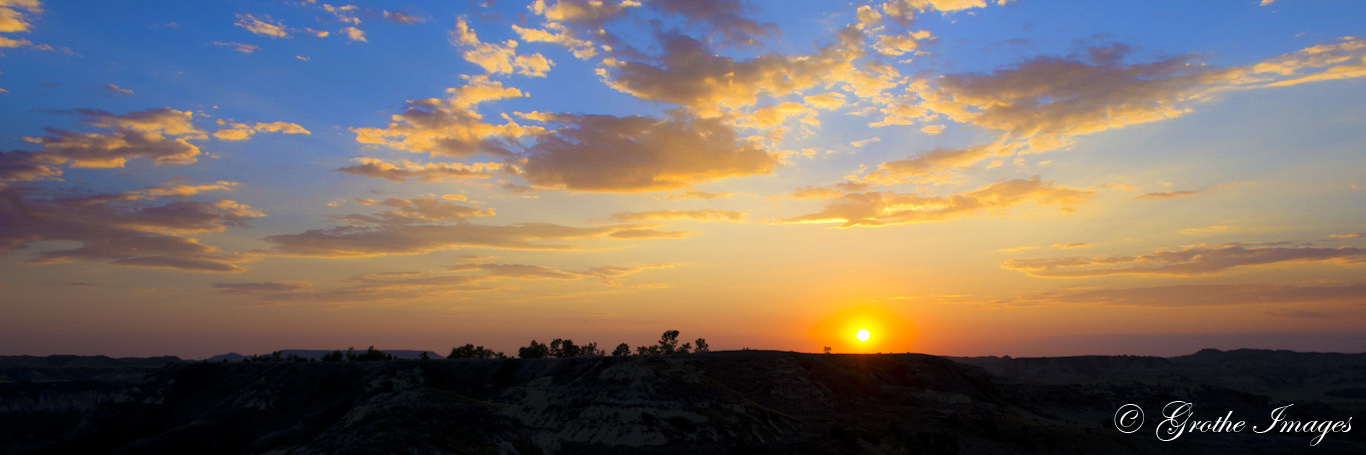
top-left (2, 350), bottom-right (1364, 454)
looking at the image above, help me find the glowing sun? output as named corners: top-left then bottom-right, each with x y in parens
top-left (855, 328), bottom-right (871, 342)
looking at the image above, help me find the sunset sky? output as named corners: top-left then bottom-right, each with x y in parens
top-left (2, 0), bottom-right (1364, 359)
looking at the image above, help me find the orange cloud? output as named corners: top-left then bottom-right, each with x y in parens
top-left (352, 76), bottom-right (543, 158)
top-left (650, 0), bottom-right (777, 47)
top-left (0, 151), bottom-right (61, 187)
top-left (1004, 243), bottom-right (1366, 278)
top-left (0, 0), bottom-right (40, 47)
top-left (783, 176), bottom-right (1091, 227)
top-left (601, 28), bottom-right (869, 116)
top-left (994, 282), bottom-right (1365, 308)
top-left (23, 108), bottom-right (206, 168)
top-left (606, 228), bottom-right (692, 239)
top-left (234, 13), bottom-right (290, 38)
top-left (609, 209), bottom-right (744, 222)
top-left (0, 183), bottom-right (260, 272)
top-left (1137, 190), bottom-right (1199, 200)
top-left (332, 196), bottom-right (494, 225)
top-left (520, 113), bottom-right (776, 192)
top-left (452, 16), bottom-right (553, 77)
top-left (658, 190), bottom-right (735, 200)
top-left (214, 261), bottom-right (669, 303)
top-left (333, 157), bottom-right (502, 182)
top-left (212, 120), bottom-right (310, 142)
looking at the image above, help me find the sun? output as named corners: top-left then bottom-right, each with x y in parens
top-left (855, 328), bottom-right (871, 342)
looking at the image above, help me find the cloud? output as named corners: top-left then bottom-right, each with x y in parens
top-left (601, 28), bottom-right (870, 116)
top-left (1181, 225), bottom-right (1236, 235)
top-left (861, 142), bottom-right (1004, 185)
top-left (264, 197), bottom-right (669, 258)
top-left (916, 43), bottom-right (1232, 151)
top-left (333, 157), bottom-right (502, 182)
top-left (782, 182), bottom-right (870, 200)
top-left (351, 76), bottom-right (543, 158)
top-left (803, 92), bottom-right (847, 110)
top-left (648, 0), bottom-right (777, 47)
top-left (1004, 243), bottom-right (1366, 278)
top-left (520, 113), bottom-right (776, 192)
top-left (22, 108), bottom-right (206, 168)
top-left (994, 282), bottom-right (1366, 308)
top-left (659, 190), bottom-right (735, 200)
top-left (1138, 190), bottom-right (1199, 200)
top-left (102, 83), bottom-right (133, 97)
top-left (0, 151), bottom-right (61, 187)
top-left (452, 16), bottom-right (553, 77)
top-left (531, 0), bottom-right (637, 25)
top-left (1329, 233), bottom-right (1365, 239)
top-left (447, 262), bottom-right (579, 280)
top-left (732, 101), bottom-right (819, 130)
top-left (339, 26), bottom-right (366, 42)
top-left (1265, 309), bottom-right (1331, 318)
top-left (874, 29), bottom-right (933, 56)
top-left (783, 176), bottom-right (1091, 227)
top-left (0, 0), bottom-right (40, 43)
top-left (331, 196), bottom-right (494, 225)
top-left (210, 41), bottom-right (260, 54)
top-left (265, 222), bottom-right (641, 257)
top-left (214, 261), bottom-right (666, 303)
top-left (234, 14), bottom-right (290, 38)
top-left (864, 37), bottom-right (1366, 180)
top-left (382, 10), bottom-right (425, 25)
top-left (609, 209), bottom-right (744, 222)
top-left (212, 120), bottom-right (310, 141)
top-left (213, 281), bottom-right (313, 294)
top-left (1247, 37), bottom-right (1366, 88)
top-left (0, 35), bottom-right (29, 47)
top-left (606, 228), bottom-right (692, 239)
top-left (120, 180), bottom-right (238, 200)
top-left (880, 0), bottom-right (1010, 25)
top-left (1052, 242), bottom-right (1091, 249)
top-left (0, 183), bottom-right (259, 272)
top-left (213, 273), bottom-right (487, 304)
top-left (512, 22), bottom-right (597, 59)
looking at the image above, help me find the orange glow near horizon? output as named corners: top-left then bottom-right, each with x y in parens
top-left (811, 305), bottom-right (914, 354)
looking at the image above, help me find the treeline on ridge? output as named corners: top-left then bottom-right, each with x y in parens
top-left (232, 330), bottom-right (709, 363)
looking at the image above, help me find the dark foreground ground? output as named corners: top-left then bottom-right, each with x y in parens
top-left (1, 349), bottom-right (1363, 454)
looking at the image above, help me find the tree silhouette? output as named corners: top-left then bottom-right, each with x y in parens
top-left (612, 343), bottom-right (631, 356)
top-left (518, 340), bottom-right (550, 359)
top-left (353, 346), bottom-right (390, 362)
top-left (322, 350), bottom-right (344, 362)
top-left (695, 338), bottom-right (709, 353)
top-left (658, 330), bottom-right (680, 354)
top-left (550, 338), bottom-right (579, 358)
top-left (448, 343), bottom-right (503, 359)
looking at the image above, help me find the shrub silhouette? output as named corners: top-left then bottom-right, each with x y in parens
top-left (352, 346), bottom-right (391, 362)
top-left (636, 330), bottom-right (705, 356)
top-left (448, 344), bottom-right (503, 359)
top-left (612, 343), bottom-right (631, 356)
top-left (518, 340), bottom-right (550, 359)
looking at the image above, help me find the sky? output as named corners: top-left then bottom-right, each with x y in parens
top-left (1, 0), bottom-right (1364, 359)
